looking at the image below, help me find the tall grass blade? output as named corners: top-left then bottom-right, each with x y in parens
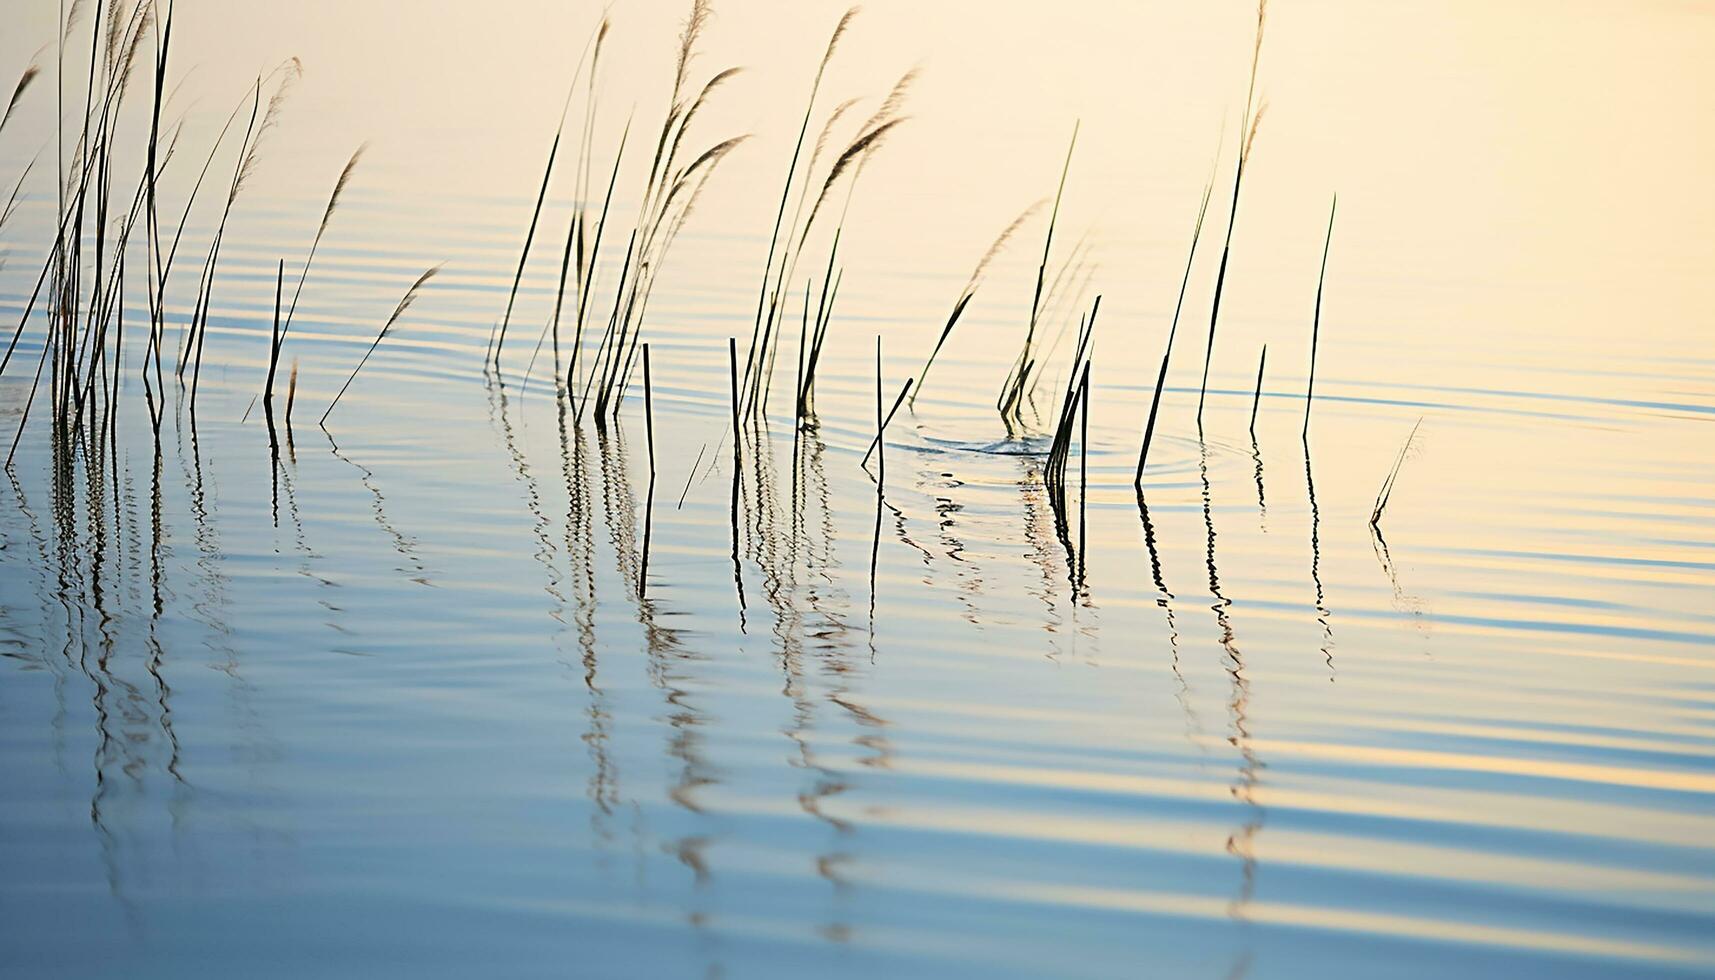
top-left (1304, 194), bottom-right (1337, 442)
top-left (321, 264), bottom-right (441, 425)
top-left (1135, 181), bottom-right (1214, 487)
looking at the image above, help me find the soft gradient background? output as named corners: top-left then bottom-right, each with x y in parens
top-left (1, 2), bottom-right (1711, 977)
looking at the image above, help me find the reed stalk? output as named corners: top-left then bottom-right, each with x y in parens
top-left (1197, 0), bottom-right (1268, 428)
top-left (1304, 194), bottom-right (1336, 442)
top-left (639, 342), bottom-right (656, 597)
top-left (869, 333), bottom-right (884, 612)
top-left (581, 1), bottom-right (747, 424)
top-left (320, 265), bottom-right (440, 425)
top-left (910, 200), bottom-right (1041, 407)
top-left (491, 69), bottom-right (581, 368)
top-left (743, 6), bottom-right (857, 410)
top-left (1249, 343), bottom-right (1266, 435)
top-left (263, 259), bottom-right (282, 406)
top-left (1134, 180), bottom-right (1216, 487)
top-left (1370, 418), bottom-right (1422, 529)
top-left (998, 121), bottom-right (1077, 436)
top-left (1045, 299), bottom-right (1097, 502)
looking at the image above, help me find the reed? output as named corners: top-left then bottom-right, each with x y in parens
top-left (0, 0), bottom-right (1413, 635)
top-left (559, 21), bottom-right (610, 378)
top-left (320, 265), bottom-right (441, 425)
top-left (639, 342), bottom-right (656, 597)
top-left (1304, 194), bottom-right (1337, 441)
top-left (580, 1), bottom-right (749, 424)
top-left (518, 19), bottom-right (611, 391)
top-left (1045, 355), bottom-right (1092, 594)
top-left (1044, 296), bottom-right (1097, 505)
top-left (1197, 0), bottom-right (1268, 428)
top-left (5, 0), bottom-right (165, 460)
top-left (153, 80), bottom-right (254, 406)
top-left (910, 200), bottom-right (1041, 407)
top-left (748, 104), bottom-right (907, 418)
top-left (740, 10), bottom-right (914, 420)
top-left (742, 6), bottom-right (856, 414)
top-left (727, 337), bottom-right (741, 472)
top-left (491, 47), bottom-right (589, 369)
top-left (181, 59), bottom-right (301, 414)
top-left (794, 257), bottom-right (842, 424)
top-left (727, 335), bottom-right (747, 619)
top-left (1249, 343), bottom-right (1267, 435)
top-left (1, 64), bottom-right (40, 135)
top-left (141, 0), bottom-right (173, 433)
top-left (258, 142), bottom-right (365, 406)
top-left (860, 377), bottom-right (913, 470)
top-left (998, 122), bottom-right (1077, 436)
top-left (1077, 359), bottom-right (1089, 583)
top-left (1019, 233), bottom-right (1099, 413)
top-left (548, 117), bottom-right (626, 397)
top-left (263, 259), bottom-right (282, 409)
top-left (1369, 418), bottom-right (1422, 529)
top-left (869, 333), bottom-right (884, 613)
top-left (1134, 181), bottom-right (1215, 487)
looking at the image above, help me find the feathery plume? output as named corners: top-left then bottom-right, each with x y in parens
top-left (318, 142), bottom-right (366, 238)
top-left (1, 66), bottom-right (40, 133)
top-left (968, 199), bottom-right (1043, 291)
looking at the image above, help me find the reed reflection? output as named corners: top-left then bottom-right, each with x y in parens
top-left (1137, 490), bottom-right (1205, 745)
top-left (1199, 440), bottom-right (1264, 960)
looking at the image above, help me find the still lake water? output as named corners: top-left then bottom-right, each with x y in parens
top-left (2, 1), bottom-right (1712, 976)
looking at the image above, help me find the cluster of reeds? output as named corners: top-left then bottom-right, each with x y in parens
top-left (492, 18), bottom-right (609, 375)
top-left (1036, 296), bottom-right (1099, 591)
top-left (175, 59), bottom-right (301, 415)
top-left (737, 6), bottom-right (915, 426)
top-left (0, 0), bottom-right (446, 475)
top-left (1, 0), bottom-right (178, 466)
top-left (495, 2), bottom-right (749, 430)
top-left (1132, 0), bottom-right (1355, 502)
top-left (0, 0), bottom-right (1416, 597)
top-left (1044, 296), bottom-right (1098, 508)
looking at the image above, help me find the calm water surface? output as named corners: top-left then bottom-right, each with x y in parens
top-left (1, 1), bottom-right (1712, 977)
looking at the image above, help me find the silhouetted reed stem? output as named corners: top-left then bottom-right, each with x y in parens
top-left (1197, 0), bottom-right (1268, 428)
top-left (263, 260), bottom-right (284, 406)
top-left (727, 335), bottom-right (747, 622)
top-left (1249, 343), bottom-right (1267, 436)
top-left (999, 122), bottom-right (1077, 435)
top-left (1046, 297), bottom-right (1098, 505)
top-left (744, 7), bottom-right (857, 408)
top-left (860, 377), bottom-right (912, 469)
top-left (910, 200), bottom-right (1040, 407)
top-left (1370, 418), bottom-right (1422, 529)
top-left (640, 343), bottom-right (656, 597)
top-left (1305, 194), bottom-right (1337, 442)
top-left (1135, 182), bottom-right (1215, 488)
top-left (870, 334), bottom-right (884, 617)
top-left (321, 265), bottom-right (440, 425)
top-left (492, 99), bottom-right (570, 368)
top-left (1078, 362), bottom-right (1089, 584)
